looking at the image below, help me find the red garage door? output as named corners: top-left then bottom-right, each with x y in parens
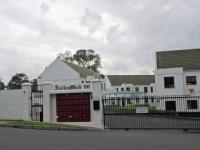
top-left (56, 93), bottom-right (90, 122)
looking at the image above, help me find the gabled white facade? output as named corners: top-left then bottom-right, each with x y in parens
top-left (38, 59), bottom-right (80, 84)
top-left (37, 58), bottom-right (99, 87)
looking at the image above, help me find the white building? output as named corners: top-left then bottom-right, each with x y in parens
top-left (37, 58), bottom-right (101, 86)
top-left (154, 49), bottom-right (200, 111)
top-left (104, 75), bottom-right (155, 106)
top-left (105, 49), bottom-right (200, 112)
top-left (155, 49), bottom-right (200, 96)
top-left (0, 58), bottom-right (105, 128)
top-left (1, 49), bottom-right (200, 125)
top-left (105, 75), bottom-right (155, 95)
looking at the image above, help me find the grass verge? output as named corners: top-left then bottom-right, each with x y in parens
top-left (0, 119), bottom-right (97, 130)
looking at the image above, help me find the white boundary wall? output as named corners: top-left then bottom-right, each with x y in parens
top-left (0, 82), bottom-right (104, 129)
top-left (0, 83), bottom-right (32, 120)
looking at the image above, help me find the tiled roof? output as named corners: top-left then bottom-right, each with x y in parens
top-left (107, 75), bottom-right (155, 86)
top-left (63, 60), bottom-right (97, 78)
top-left (156, 49), bottom-right (200, 70)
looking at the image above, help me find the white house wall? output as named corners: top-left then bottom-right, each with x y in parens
top-left (155, 68), bottom-right (184, 95)
top-left (38, 59), bottom-right (80, 85)
top-left (0, 89), bottom-right (29, 120)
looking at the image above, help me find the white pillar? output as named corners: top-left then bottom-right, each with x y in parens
top-left (21, 82), bottom-right (32, 121)
top-left (42, 82), bottom-right (54, 122)
top-left (91, 81), bottom-right (104, 129)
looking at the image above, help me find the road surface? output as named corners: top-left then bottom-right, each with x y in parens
top-left (0, 128), bottom-right (200, 150)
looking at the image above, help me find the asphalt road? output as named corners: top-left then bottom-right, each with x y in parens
top-left (0, 128), bottom-right (200, 150)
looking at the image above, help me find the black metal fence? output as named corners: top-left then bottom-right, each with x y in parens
top-left (102, 95), bottom-right (200, 130)
top-left (31, 85), bottom-right (43, 122)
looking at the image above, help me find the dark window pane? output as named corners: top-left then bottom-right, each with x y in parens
top-left (164, 77), bottom-right (174, 88)
top-left (135, 87), bottom-right (139, 92)
top-left (186, 76), bottom-right (197, 85)
top-left (187, 100), bottom-right (198, 109)
top-left (151, 87), bottom-right (153, 93)
top-left (144, 87), bottom-right (148, 93)
top-left (126, 87), bottom-right (130, 91)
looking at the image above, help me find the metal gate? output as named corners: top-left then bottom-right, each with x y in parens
top-left (31, 85), bottom-right (43, 122)
top-left (103, 94), bottom-right (200, 130)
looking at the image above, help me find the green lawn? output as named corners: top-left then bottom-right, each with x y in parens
top-left (0, 119), bottom-right (95, 130)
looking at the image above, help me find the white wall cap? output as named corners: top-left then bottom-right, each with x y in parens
top-left (41, 81), bottom-right (54, 85)
top-left (92, 79), bottom-right (104, 82)
top-left (21, 82), bottom-right (33, 86)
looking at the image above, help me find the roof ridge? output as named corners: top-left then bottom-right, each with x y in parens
top-left (156, 48), bottom-right (200, 53)
top-left (107, 75), bottom-right (154, 76)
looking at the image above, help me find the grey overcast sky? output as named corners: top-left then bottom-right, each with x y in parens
top-left (1, 0), bottom-right (200, 83)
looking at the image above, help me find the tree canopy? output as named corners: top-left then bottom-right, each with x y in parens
top-left (0, 80), bottom-right (5, 90)
top-left (7, 73), bottom-right (29, 89)
top-left (73, 49), bottom-right (101, 73)
top-left (58, 49), bottom-right (102, 74)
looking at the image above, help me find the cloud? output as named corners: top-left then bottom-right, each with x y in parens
top-left (1, 0), bottom-right (200, 83)
top-left (106, 24), bottom-right (120, 42)
top-left (81, 8), bottom-right (102, 33)
top-left (41, 2), bottom-right (50, 14)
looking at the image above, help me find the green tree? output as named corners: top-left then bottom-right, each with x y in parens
top-left (73, 49), bottom-right (101, 73)
top-left (57, 51), bottom-right (74, 63)
top-left (7, 73), bottom-right (29, 89)
top-left (0, 80), bottom-right (5, 90)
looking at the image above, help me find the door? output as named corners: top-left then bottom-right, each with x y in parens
top-left (56, 93), bottom-right (90, 122)
top-left (165, 101), bottom-right (176, 111)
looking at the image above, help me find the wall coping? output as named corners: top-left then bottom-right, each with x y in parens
top-left (21, 82), bottom-right (33, 86)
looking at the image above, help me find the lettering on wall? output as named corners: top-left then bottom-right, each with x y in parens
top-left (54, 84), bottom-right (90, 90)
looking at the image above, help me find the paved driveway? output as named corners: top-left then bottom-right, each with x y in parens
top-left (104, 115), bottom-right (200, 129)
top-left (0, 128), bottom-right (200, 150)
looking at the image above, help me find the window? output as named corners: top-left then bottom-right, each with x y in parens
top-left (187, 100), bottom-right (198, 109)
top-left (135, 87), bottom-right (139, 92)
top-left (186, 76), bottom-right (197, 85)
top-left (164, 77), bottom-right (174, 88)
top-left (116, 88), bottom-right (118, 92)
top-left (151, 87), bottom-right (153, 93)
top-left (126, 87), bottom-right (130, 92)
top-left (121, 87), bottom-right (124, 92)
top-left (144, 87), bottom-right (148, 93)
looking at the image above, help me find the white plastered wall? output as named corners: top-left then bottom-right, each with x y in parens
top-left (0, 83), bottom-right (32, 120)
top-left (38, 58), bottom-right (80, 85)
top-left (155, 68), bottom-right (184, 95)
